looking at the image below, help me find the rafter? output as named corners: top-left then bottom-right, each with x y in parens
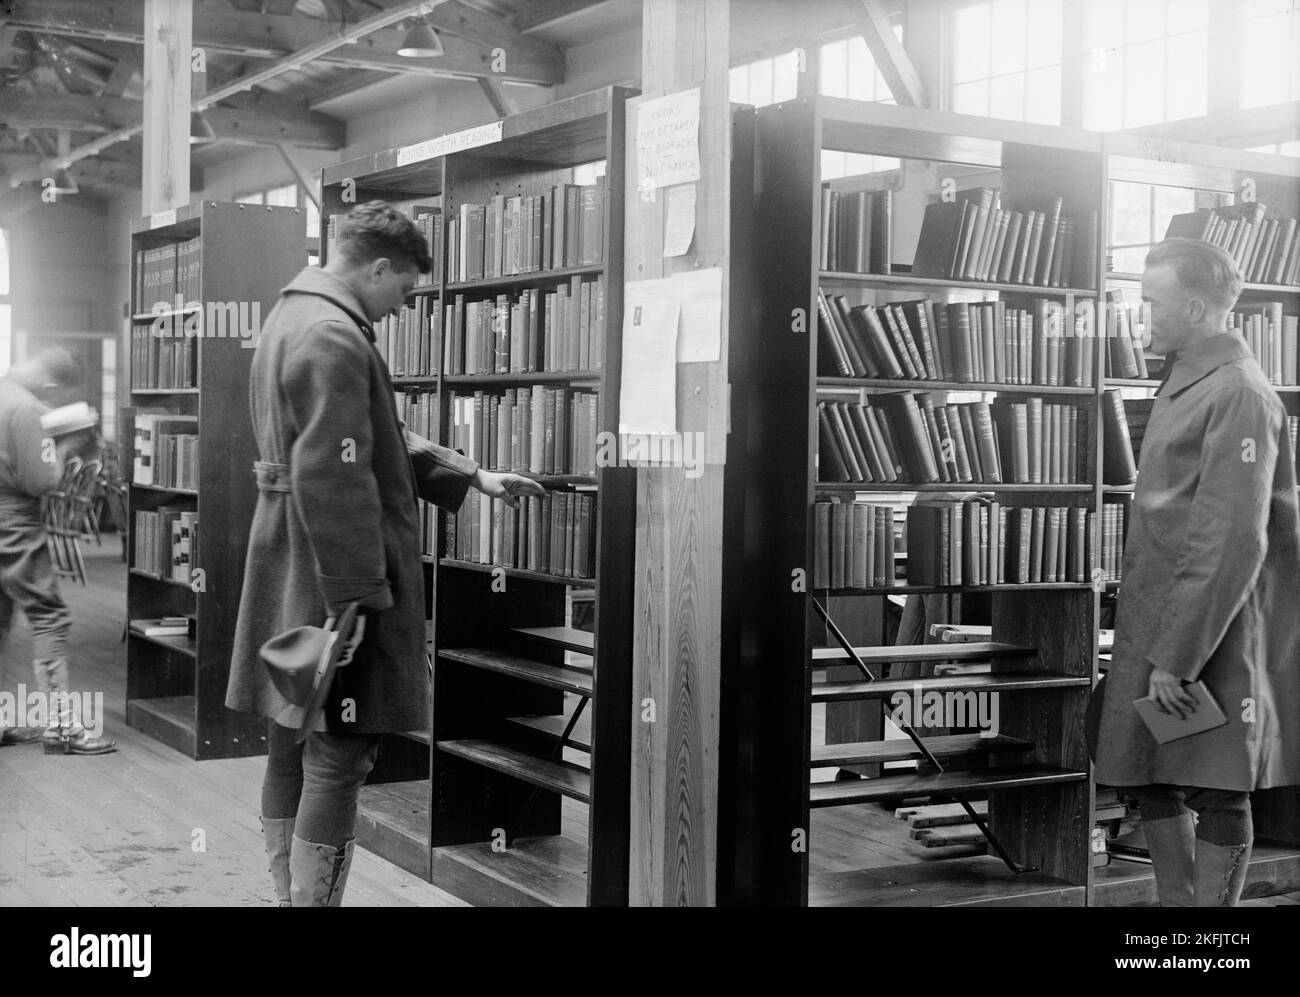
top-left (843, 0), bottom-right (926, 107)
top-left (2, 0), bottom-right (564, 86)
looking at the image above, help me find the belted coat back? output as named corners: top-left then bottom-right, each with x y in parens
top-left (226, 268), bottom-right (477, 734)
top-left (1095, 333), bottom-right (1300, 791)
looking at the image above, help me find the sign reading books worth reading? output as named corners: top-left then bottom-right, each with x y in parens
top-left (636, 88), bottom-right (701, 192)
top-left (395, 120), bottom-right (505, 167)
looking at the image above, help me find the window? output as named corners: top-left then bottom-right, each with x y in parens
top-left (236, 182), bottom-right (319, 238)
top-left (1242, 0), bottom-right (1300, 108)
top-left (1083, 0), bottom-right (1209, 131)
top-left (950, 0), bottom-right (1063, 124)
top-left (819, 32), bottom-right (902, 179)
top-left (1107, 180), bottom-right (1221, 274)
top-left (0, 227), bottom-right (10, 376)
top-left (1247, 141), bottom-right (1300, 158)
top-left (729, 50), bottom-right (800, 109)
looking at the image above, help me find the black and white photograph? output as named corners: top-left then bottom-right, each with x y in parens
top-left (0, 0), bottom-right (1297, 956)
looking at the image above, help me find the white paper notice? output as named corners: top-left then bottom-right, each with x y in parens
top-left (672, 267), bottom-right (723, 363)
top-left (662, 183), bottom-right (696, 258)
top-left (619, 278), bottom-right (679, 435)
top-left (636, 88), bottom-right (701, 192)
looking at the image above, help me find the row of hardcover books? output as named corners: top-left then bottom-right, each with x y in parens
top-left (1166, 203), bottom-right (1300, 286)
top-left (443, 277), bottom-right (605, 375)
top-left (133, 506), bottom-right (198, 583)
top-left (376, 294), bottom-right (437, 378)
top-left (394, 390), bottom-right (436, 441)
top-left (819, 187), bottom-right (892, 274)
top-left (1231, 302), bottom-right (1299, 386)
top-left (449, 388), bottom-right (600, 477)
top-left (445, 490), bottom-right (596, 579)
top-left (817, 288), bottom-right (1095, 387)
top-left (134, 237), bottom-right (201, 313)
top-left (133, 414), bottom-right (199, 489)
top-left (130, 325), bottom-right (197, 390)
top-left (913, 191), bottom-right (1098, 290)
top-left (446, 182), bottom-right (605, 284)
top-left (817, 394), bottom-right (1086, 485)
top-left (811, 497), bottom-right (1126, 588)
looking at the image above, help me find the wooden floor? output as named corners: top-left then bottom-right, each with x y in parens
top-left (2, 539), bottom-right (1294, 907)
top-left (0, 541), bottom-right (466, 907)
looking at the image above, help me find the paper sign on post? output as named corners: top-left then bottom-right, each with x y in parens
top-left (662, 183), bottom-right (697, 258)
top-left (619, 277), bottom-right (680, 435)
top-left (636, 88), bottom-right (701, 193)
top-left (672, 267), bottom-right (723, 362)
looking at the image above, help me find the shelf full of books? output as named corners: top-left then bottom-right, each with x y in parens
top-left (125, 201), bottom-right (304, 760)
top-left (319, 86), bottom-right (636, 906)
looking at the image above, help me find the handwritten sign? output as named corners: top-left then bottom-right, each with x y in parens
top-left (636, 88), bottom-right (701, 191)
top-left (396, 120), bottom-right (504, 167)
top-left (150, 208), bottom-right (177, 230)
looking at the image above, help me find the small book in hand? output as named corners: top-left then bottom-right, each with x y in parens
top-left (1133, 681), bottom-right (1227, 744)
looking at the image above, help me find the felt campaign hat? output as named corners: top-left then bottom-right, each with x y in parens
top-left (260, 603), bottom-right (360, 743)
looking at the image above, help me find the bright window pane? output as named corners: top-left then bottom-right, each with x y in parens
top-left (266, 184), bottom-right (296, 208)
top-left (1085, 58), bottom-right (1125, 130)
top-left (1242, 13), bottom-right (1293, 107)
top-left (821, 38), bottom-right (848, 97)
top-left (0, 227), bottom-right (8, 296)
top-left (1165, 31), bottom-right (1207, 121)
top-left (1087, 0), bottom-right (1125, 50)
top-left (847, 36), bottom-right (875, 101)
top-left (1110, 182), bottom-right (1152, 245)
top-left (1171, 0), bottom-right (1208, 30)
top-left (1113, 246), bottom-right (1149, 273)
top-left (991, 0), bottom-right (1027, 74)
top-left (729, 65), bottom-right (748, 104)
top-left (750, 57), bottom-right (773, 107)
top-left (772, 50), bottom-right (799, 103)
top-left (236, 192), bottom-right (262, 205)
top-left (0, 305), bottom-right (10, 376)
top-left (989, 72), bottom-right (1025, 120)
top-left (821, 150), bottom-right (847, 181)
top-left (1026, 0), bottom-right (1063, 68)
top-left (953, 80), bottom-right (989, 117)
top-left (1153, 185), bottom-right (1197, 236)
top-left (305, 195), bottom-right (320, 239)
top-left (1124, 39), bottom-right (1164, 127)
top-left (954, 3), bottom-right (991, 82)
top-left (1125, 0), bottom-right (1165, 43)
top-left (1024, 66), bottom-right (1061, 124)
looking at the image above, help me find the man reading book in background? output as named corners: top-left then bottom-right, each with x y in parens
top-left (226, 201), bottom-right (544, 907)
top-left (1094, 238), bottom-right (1300, 906)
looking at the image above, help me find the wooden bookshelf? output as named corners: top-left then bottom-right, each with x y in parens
top-left (729, 96), bottom-right (1106, 906)
top-left (125, 200), bottom-right (305, 760)
top-left (319, 86), bottom-right (636, 906)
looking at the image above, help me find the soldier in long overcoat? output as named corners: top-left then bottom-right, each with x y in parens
top-left (227, 202), bottom-right (542, 906)
top-left (1095, 238), bottom-right (1300, 906)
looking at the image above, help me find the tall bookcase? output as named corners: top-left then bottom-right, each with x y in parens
top-left (732, 96), bottom-right (1107, 906)
top-left (319, 86), bottom-right (636, 906)
top-left (1093, 134), bottom-right (1300, 903)
top-left (125, 200), bottom-right (304, 760)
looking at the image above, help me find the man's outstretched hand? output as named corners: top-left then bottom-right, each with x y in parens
top-left (472, 469), bottom-right (548, 508)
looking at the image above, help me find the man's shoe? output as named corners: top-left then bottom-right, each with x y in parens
top-left (43, 730), bottom-right (117, 755)
top-left (1, 726), bottom-right (44, 746)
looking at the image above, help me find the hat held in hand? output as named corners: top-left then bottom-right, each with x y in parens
top-left (260, 602), bottom-right (361, 742)
top-left (40, 402), bottom-right (98, 438)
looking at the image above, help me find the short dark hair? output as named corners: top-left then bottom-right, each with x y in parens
top-left (1145, 237), bottom-right (1243, 311)
top-left (336, 201), bottom-right (432, 275)
top-left (34, 347), bottom-right (84, 388)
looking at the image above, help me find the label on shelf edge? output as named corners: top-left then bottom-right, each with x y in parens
top-left (150, 208), bottom-right (178, 229)
top-left (395, 120), bottom-right (504, 167)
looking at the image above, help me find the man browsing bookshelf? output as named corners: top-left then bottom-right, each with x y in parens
top-left (1094, 238), bottom-right (1300, 906)
top-left (226, 201), bottom-right (544, 907)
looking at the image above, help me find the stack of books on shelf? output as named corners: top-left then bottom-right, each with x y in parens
top-left (446, 490), bottom-right (596, 579)
top-left (133, 415), bottom-right (199, 488)
top-left (130, 325), bottom-right (198, 390)
top-left (818, 187), bottom-right (892, 274)
top-left (817, 393), bottom-right (1084, 485)
top-left (448, 388), bottom-right (599, 476)
top-left (817, 288), bottom-right (1092, 386)
top-left (135, 236), bottom-right (201, 311)
top-left (375, 297), bottom-right (438, 377)
top-left (1101, 290), bottom-right (1150, 380)
top-left (1166, 203), bottom-right (1300, 286)
top-left (446, 182), bottom-right (606, 283)
top-left (443, 276), bottom-right (605, 374)
top-left (1230, 301), bottom-right (1298, 385)
top-left (129, 615), bottom-right (194, 639)
top-left (134, 506), bottom-right (198, 582)
top-left (911, 188), bottom-right (1098, 290)
top-left (811, 497), bottom-right (1128, 589)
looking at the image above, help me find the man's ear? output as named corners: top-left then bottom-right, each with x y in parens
top-left (1186, 297), bottom-right (1206, 325)
top-left (368, 257), bottom-right (392, 282)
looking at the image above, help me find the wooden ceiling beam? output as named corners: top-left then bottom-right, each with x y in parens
top-left (2, 0), bottom-right (563, 85)
top-left (843, 0), bottom-right (926, 107)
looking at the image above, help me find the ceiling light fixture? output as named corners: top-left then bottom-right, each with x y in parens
top-left (397, 20), bottom-right (443, 58)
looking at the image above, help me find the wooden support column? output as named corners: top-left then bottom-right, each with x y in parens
top-left (142, 0), bottom-right (191, 214)
top-left (625, 0), bottom-right (730, 906)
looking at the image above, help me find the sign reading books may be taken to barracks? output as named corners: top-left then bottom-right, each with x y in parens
top-left (396, 120), bottom-right (505, 167)
top-left (636, 87), bottom-right (701, 191)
